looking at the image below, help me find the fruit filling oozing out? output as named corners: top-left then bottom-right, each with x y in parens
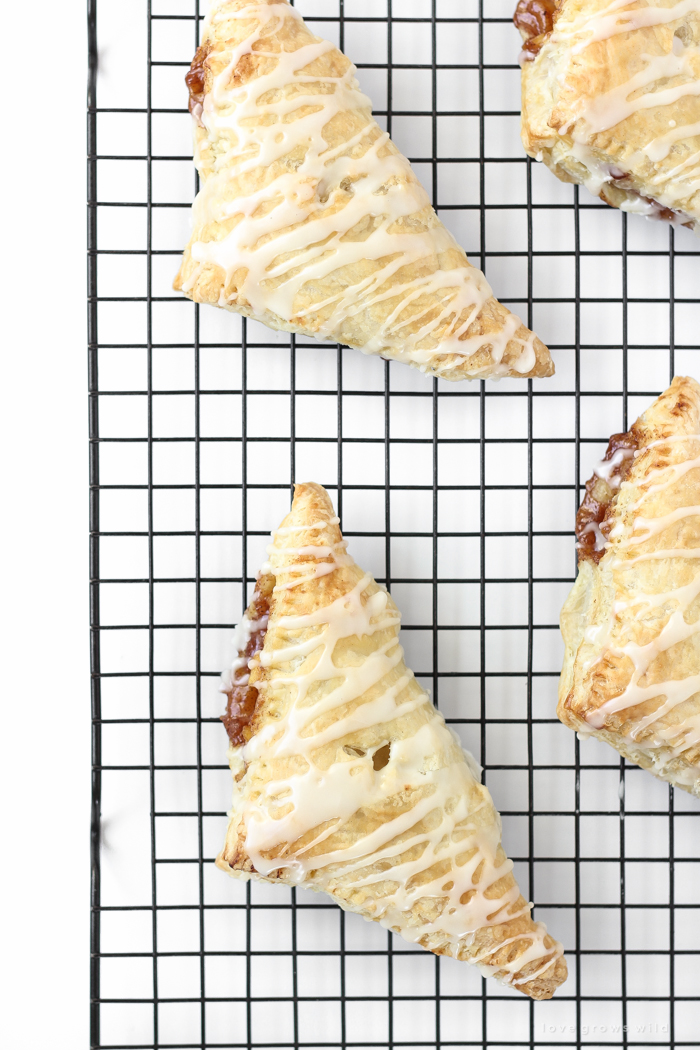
top-left (513, 0), bottom-right (559, 58)
top-left (576, 431), bottom-right (638, 564)
top-left (221, 575), bottom-right (274, 746)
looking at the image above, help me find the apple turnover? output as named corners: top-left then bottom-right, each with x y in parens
top-left (217, 482), bottom-right (567, 999)
top-left (174, 0), bottom-right (554, 380)
top-left (560, 376), bottom-right (700, 795)
top-left (515, 0), bottom-right (700, 233)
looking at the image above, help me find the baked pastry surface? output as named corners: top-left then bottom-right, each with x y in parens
top-left (560, 376), bottom-right (700, 795)
top-left (516, 0), bottom-right (700, 232)
top-left (174, 0), bottom-right (554, 380)
top-left (217, 482), bottom-right (567, 999)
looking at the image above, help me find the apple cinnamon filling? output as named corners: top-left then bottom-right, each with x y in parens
top-left (513, 0), bottom-right (559, 58)
top-left (221, 574), bottom-right (274, 746)
top-left (576, 431), bottom-right (638, 565)
top-left (186, 42), bottom-right (212, 124)
top-left (626, 191), bottom-right (695, 230)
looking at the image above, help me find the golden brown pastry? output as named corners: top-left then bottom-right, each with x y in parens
top-left (174, 0), bottom-right (554, 380)
top-left (560, 376), bottom-right (700, 794)
top-left (515, 0), bottom-right (700, 232)
top-left (217, 482), bottom-right (567, 999)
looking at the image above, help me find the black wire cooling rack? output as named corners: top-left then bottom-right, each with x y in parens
top-left (88, 1), bottom-right (700, 1048)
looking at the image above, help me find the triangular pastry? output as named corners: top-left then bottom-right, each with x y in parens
top-left (174, 0), bottom-right (554, 381)
top-left (560, 376), bottom-right (700, 794)
top-left (515, 0), bottom-right (700, 233)
top-left (217, 482), bottom-right (567, 999)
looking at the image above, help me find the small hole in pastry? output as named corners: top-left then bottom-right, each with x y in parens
top-left (674, 25), bottom-right (691, 48)
top-left (460, 889), bottom-right (476, 906)
top-left (442, 881), bottom-right (454, 892)
top-left (372, 743), bottom-right (391, 771)
top-left (343, 745), bottom-right (366, 758)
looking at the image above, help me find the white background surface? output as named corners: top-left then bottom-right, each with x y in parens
top-left (2, 1), bottom-right (88, 1046)
top-left (92, 3), bottom-right (700, 1048)
top-left (4, 1), bottom-right (700, 1047)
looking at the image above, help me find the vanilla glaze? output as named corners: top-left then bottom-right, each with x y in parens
top-left (581, 433), bottom-right (700, 791)
top-left (181, 0), bottom-right (539, 377)
top-left (531, 0), bottom-right (700, 228)
top-left (219, 494), bottom-right (563, 988)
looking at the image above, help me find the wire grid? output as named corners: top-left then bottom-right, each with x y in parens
top-left (88, 1), bottom-right (700, 1048)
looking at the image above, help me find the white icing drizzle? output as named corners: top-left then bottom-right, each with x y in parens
top-left (272, 541), bottom-right (352, 589)
top-left (594, 446), bottom-right (636, 489)
top-left (220, 608), bottom-right (269, 692)
top-left (577, 48), bottom-right (700, 146)
top-left (582, 433), bottom-right (700, 790)
top-left (575, 445), bottom-right (635, 551)
top-left (225, 514), bottom-right (562, 986)
top-left (577, 519), bottom-right (608, 550)
top-left (556, 0), bottom-right (700, 54)
top-left (545, 0), bottom-right (700, 223)
top-left (644, 117), bottom-right (700, 161)
top-left (184, 0), bottom-right (537, 377)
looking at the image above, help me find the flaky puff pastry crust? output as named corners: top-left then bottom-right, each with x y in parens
top-left (217, 483), bottom-right (567, 999)
top-left (174, 0), bottom-right (553, 381)
top-left (560, 376), bottom-right (700, 795)
top-left (517, 0), bottom-right (700, 232)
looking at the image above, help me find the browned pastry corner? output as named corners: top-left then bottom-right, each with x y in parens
top-left (174, 0), bottom-right (554, 380)
top-left (516, 0), bottom-right (700, 233)
top-left (560, 376), bottom-right (700, 794)
top-left (216, 482), bottom-right (567, 999)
